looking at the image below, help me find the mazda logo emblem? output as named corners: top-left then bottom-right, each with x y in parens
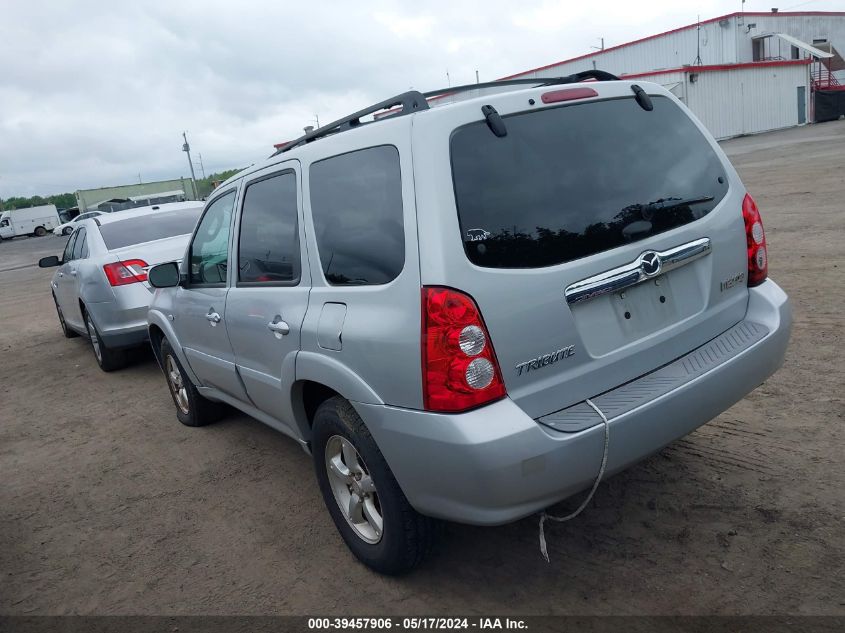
top-left (640, 251), bottom-right (661, 277)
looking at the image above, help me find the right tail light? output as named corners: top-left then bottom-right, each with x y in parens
top-left (742, 193), bottom-right (768, 287)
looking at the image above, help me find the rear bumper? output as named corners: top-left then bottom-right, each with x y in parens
top-left (355, 280), bottom-right (791, 526)
top-left (87, 284), bottom-right (153, 349)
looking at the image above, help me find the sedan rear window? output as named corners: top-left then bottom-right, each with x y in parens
top-left (98, 207), bottom-right (202, 251)
top-left (450, 95), bottom-right (728, 268)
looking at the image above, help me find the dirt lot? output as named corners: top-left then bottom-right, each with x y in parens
top-left (1, 122), bottom-right (843, 616)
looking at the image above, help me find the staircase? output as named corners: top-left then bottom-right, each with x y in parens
top-left (812, 66), bottom-right (844, 90)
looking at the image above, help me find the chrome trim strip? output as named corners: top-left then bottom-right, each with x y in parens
top-left (564, 237), bottom-right (712, 305)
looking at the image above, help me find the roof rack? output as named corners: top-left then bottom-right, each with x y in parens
top-left (273, 69), bottom-right (619, 155)
top-left (421, 69), bottom-right (620, 99)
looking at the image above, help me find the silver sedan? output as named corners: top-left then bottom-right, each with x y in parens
top-left (38, 202), bottom-right (203, 371)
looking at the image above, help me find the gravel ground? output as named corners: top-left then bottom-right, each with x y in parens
top-left (1, 121), bottom-right (843, 616)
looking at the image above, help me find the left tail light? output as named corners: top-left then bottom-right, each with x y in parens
top-left (103, 259), bottom-right (149, 286)
top-left (421, 286), bottom-right (507, 413)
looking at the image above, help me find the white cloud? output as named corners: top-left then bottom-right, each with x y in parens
top-left (374, 12), bottom-right (436, 39)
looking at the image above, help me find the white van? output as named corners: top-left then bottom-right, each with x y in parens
top-left (0, 205), bottom-right (61, 240)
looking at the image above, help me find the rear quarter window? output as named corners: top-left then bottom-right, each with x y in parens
top-left (450, 95), bottom-right (728, 268)
top-left (309, 145), bottom-right (404, 285)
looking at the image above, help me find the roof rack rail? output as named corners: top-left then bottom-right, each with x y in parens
top-left (272, 69), bottom-right (619, 156)
top-left (274, 91), bottom-right (428, 155)
top-left (421, 69), bottom-right (620, 99)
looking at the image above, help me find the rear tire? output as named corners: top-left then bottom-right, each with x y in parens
top-left (53, 294), bottom-right (78, 339)
top-left (34, 226), bottom-right (47, 237)
top-left (84, 309), bottom-right (126, 372)
top-left (312, 396), bottom-right (438, 574)
top-left (160, 338), bottom-right (224, 427)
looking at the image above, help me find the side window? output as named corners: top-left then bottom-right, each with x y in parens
top-left (62, 231), bottom-right (79, 262)
top-left (309, 145), bottom-right (404, 286)
top-left (238, 171), bottom-right (300, 284)
top-left (189, 190), bottom-right (236, 285)
top-left (72, 228), bottom-right (87, 260)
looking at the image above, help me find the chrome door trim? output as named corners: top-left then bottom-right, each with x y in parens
top-left (564, 238), bottom-right (712, 306)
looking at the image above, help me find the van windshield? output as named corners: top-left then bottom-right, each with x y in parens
top-left (450, 95), bottom-right (728, 268)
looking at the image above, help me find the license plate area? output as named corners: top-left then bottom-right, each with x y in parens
top-left (569, 264), bottom-right (705, 357)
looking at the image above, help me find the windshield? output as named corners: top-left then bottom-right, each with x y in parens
top-left (98, 207), bottom-right (202, 250)
top-left (450, 95), bottom-right (728, 268)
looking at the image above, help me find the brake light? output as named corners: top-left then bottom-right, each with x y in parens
top-left (103, 259), bottom-right (149, 286)
top-left (742, 194), bottom-right (768, 287)
top-left (541, 87), bottom-right (598, 103)
top-left (422, 287), bottom-right (506, 413)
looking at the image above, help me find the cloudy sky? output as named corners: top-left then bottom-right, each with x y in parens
top-left (1, 0), bottom-right (842, 198)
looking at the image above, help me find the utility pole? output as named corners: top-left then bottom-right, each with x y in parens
top-left (182, 131), bottom-right (199, 200)
top-left (475, 70), bottom-right (480, 84)
top-left (591, 37), bottom-right (605, 51)
top-left (197, 153), bottom-right (207, 180)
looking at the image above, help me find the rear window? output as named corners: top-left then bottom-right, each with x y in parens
top-left (450, 95), bottom-right (728, 268)
top-left (98, 207), bottom-right (202, 250)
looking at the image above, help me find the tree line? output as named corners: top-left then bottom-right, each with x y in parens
top-left (0, 168), bottom-right (245, 212)
top-left (1, 193), bottom-right (77, 211)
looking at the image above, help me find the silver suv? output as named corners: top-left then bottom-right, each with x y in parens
top-left (147, 72), bottom-right (791, 574)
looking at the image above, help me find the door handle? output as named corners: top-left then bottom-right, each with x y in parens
top-left (206, 311), bottom-right (222, 325)
top-left (268, 317), bottom-right (290, 336)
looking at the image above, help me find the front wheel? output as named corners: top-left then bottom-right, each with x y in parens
top-left (160, 338), bottom-right (224, 426)
top-left (53, 294), bottom-right (78, 339)
top-left (312, 396), bottom-right (438, 574)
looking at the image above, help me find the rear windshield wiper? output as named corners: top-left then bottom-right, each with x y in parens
top-left (643, 195), bottom-right (714, 213)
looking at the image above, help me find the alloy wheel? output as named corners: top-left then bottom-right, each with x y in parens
top-left (325, 435), bottom-right (383, 544)
top-left (166, 355), bottom-right (190, 415)
top-left (87, 315), bottom-right (102, 362)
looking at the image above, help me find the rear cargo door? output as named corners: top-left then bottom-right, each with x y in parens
top-left (414, 84), bottom-right (751, 420)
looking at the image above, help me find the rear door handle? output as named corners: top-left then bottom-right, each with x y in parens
top-left (268, 317), bottom-right (290, 336)
top-left (206, 311), bottom-right (222, 325)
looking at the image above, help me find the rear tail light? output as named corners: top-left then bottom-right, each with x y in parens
top-left (103, 259), bottom-right (149, 286)
top-left (421, 287), bottom-right (506, 412)
top-left (742, 194), bottom-right (768, 287)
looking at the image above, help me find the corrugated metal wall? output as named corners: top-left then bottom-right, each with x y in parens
top-left (635, 64), bottom-right (809, 139)
top-left (505, 18), bottom-right (738, 80)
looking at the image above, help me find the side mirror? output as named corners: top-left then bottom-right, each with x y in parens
top-left (38, 255), bottom-right (61, 268)
top-left (148, 261), bottom-right (181, 288)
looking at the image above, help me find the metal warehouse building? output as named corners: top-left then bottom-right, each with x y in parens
top-left (75, 177), bottom-right (197, 212)
top-left (434, 10), bottom-right (845, 140)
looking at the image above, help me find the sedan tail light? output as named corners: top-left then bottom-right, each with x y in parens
top-left (742, 194), bottom-right (768, 287)
top-left (103, 259), bottom-right (149, 286)
top-left (421, 287), bottom-right (506, 413)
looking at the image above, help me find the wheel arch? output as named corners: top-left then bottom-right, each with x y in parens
top-left (147, 309), bottom-right (201, 385)
top-left (290, 352), bottom-right (385, 444)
